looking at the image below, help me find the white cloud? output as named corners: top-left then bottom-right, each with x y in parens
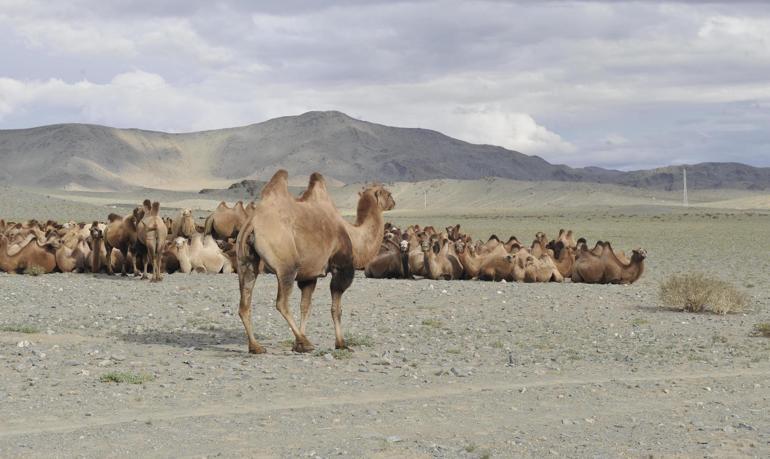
top-left (1, 1), bottom-right (770, 169)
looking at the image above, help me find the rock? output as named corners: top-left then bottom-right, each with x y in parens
top-left (16, 340), bottom-right (31, 348)
top-left (358, 366), bottom-right (369, 373)
top-left (385, 435), bottom-right (402, 443)
top-left (110, 354), bottom-right (127, 362)
top-left (63, 360), bottom-right (81, 366)
top-left (737, 422), bottom-right (755, 431)
top-left (723, 425), bottom-right (735, 433)
top-left (97, 359), bottom-right (112, 367)
top-left (450, 367), bottom-right (471, 377)
top-left (323, 353), bottom-right (334, 362)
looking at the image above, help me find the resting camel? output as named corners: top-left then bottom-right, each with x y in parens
top-left (235, 171), bottom-right (358, 354)
top-left (477, 253), bottom-right (516, 282)
top-left (572, 242), bottom-right (646, 284)
top-left (136, 201), bottom-right (167, 282)
top-left (455, 240), bottom-right (507, 279)
top-left (51, 236), bottom-right (90, 273)
top-left (421, 239), bottom-right (463, 280)
top-left (0, 233), bottom-right (57, 273)
top-left (171, 209), bottom-right (197, 239)
top-left (204, 201), bottom-right (248, 240)
top-left (365, 239), bottom-right (410, 279)
top-left (173, 234), bottom-right (233, 273)
top-left (551, 246), bottom-right (576, 278)
top-left (531, 255), bottom-right (564, 283)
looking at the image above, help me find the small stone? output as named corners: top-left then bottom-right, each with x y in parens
top-left (323, 353), bottom-right (334, 362)
top-left (723, 425), bottom-right (735, 433)
top-left (737, 422), bottom-right (755, 431)
top-left (562, 419), bottom-right (571, 425)
top-left (84, 412), bottom-right (92, 417)
top-left (358, 366), bottom-right (369, 373)
top-left (385, 435), bottom-right (402, 443)
top-left (64, 360), bottom-right (81, 366)
top-left (97, 360), bottom-right (112, 367)
top-left (16, 340), bottom-right (31, 348)
top-left (110, 354), bottom-right (127, 362)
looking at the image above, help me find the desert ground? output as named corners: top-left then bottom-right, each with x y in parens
top-left (1, 183), bottom-right (769, 458)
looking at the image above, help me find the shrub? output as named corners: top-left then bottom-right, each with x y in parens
top-left (750, 323), bottom-right (770, 338)
top-left (659, 273), bottom-right (748, 314)
top-left (0, 324), bottom-right (39, 333)
top-left (99, 372), bottom-right (154, 384)
top-left (24, 265), bottom-right (46, 276)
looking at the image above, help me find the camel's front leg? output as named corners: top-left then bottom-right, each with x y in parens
top-left (237, 257), bottom-right (264, 354)
top-left (294, 279), bottom-right (318, 352)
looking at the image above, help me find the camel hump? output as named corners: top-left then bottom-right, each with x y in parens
top-left (107, 213), bottom-right (122, 222)
top-left (216, 201), bottom-right (229, 210)
top-left (261, 169), bottom-right (290, 200)
top-left (299, 172), bottom-right (329, 201)
top-left (151, 202), bottom-right (160, 216)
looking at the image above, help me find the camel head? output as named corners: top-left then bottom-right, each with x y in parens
top-left (399, 240), bottom-right (410, 253)
top-left (420, 239), bottom-right (431, 253)
top-left (631, 248), bottom-right (647, 261)
top-left (454, 240), bottom-right (465, 254)
top-left (181, 208), bottom-right (192, 218)
top-left (365, 185), bottom-right (395, 212)
top-left (174, 237), bottom-right (188, 249)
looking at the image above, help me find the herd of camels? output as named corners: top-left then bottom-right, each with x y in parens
top-left (0, 170), bottom-right (646, 353)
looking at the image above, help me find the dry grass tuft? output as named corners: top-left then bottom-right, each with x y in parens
top-left (659, 273), bottom-right (748, 314)
top-left (750, 323), bottom-right (770, 338)
top-left (99, 372), bottom-right (154, 384)
top-left (23, 265), bottom-right (46, 276)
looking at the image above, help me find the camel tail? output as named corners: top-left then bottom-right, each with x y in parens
top-left (235, 218), bottom-right (255, 267)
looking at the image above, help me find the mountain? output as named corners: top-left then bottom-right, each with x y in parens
top-left (0, 110), bottom-right (767, 191)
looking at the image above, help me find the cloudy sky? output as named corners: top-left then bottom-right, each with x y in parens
top-left (1, 0), bottom-right (769, 170)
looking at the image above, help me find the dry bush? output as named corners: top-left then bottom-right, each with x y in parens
top-left (659, 273), bottom-right (748, 314)
top-left (750, 323), bottom-right (770, 338)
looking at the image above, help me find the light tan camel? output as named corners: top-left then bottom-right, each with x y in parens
top-left (235, 171), bottom-right (356, 354)
top-left (421, 238), bottom-right (463, 280)
top-left (174, 234), bottom-right (233, 273)
top-left (171, 208), bottom-right (197, 239)
top-left (136, 201), bottom-right (167, 282)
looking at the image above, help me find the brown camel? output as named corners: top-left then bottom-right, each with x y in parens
top-left (572, 242), bottom-right (646, 284)
top-left (364, 239), bottom-right (411, 279)
top-left (204, 201), bottom-right (248, 240)
top-left (103, 208), bottom-right (143, 275)
top-left (235, 171), bottom-right (356, 354)
top-left (421, 238), bottom-right (463, 280)
top-left (51, 236), bottom-right (89, 273)
top-left (136, 201), bottom-right (168, 282)
top-left (0, 233), bottom-right (57, 273)
top-left (551, 246), bottom-right (576, 278)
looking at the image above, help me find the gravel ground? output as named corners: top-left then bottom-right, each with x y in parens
top-left (1, 195), bottom-right (769, 457)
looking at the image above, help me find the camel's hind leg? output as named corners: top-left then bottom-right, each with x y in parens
top-left (274, 272), bottom-right (313, 353)
top-left (237, 256), bottom-right (265, 354)
top-left (330, 265), bottom-right (355, 349)
top-left (295, 279), bottom-right (318, 351)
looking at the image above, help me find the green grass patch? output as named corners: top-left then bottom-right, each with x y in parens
top-left (1, 324), bottom-right (40, 334)
top-left (446, 348), bottom-right (461, 354)
top-left (344, 333), bottom-right (374, 347)
top-left (630, 318), bottom-right (648, 326)
top-left (421, 318), bottom-right (444, 328)
top-left (99, 372), bottom-right (154, 384)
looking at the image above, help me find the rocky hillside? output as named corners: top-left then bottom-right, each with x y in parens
top-left (0, 111), bottom-right (767, 190)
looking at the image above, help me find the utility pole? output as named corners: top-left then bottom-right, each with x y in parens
top-left (683, 167), bottom-right (688, 207)
top-left (424, 189), bottom-right (428, 209)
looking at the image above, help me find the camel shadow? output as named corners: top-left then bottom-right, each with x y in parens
top-left (117, 328), bottom-right (253, 352)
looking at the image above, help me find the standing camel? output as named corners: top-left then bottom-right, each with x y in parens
top-left (136, 201), bottom-right (168, 282)
top-left (236, 171), bottom-right (393, 354)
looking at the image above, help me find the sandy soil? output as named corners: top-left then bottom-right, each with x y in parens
top-left (1, 192), bottom-right (769, 457)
